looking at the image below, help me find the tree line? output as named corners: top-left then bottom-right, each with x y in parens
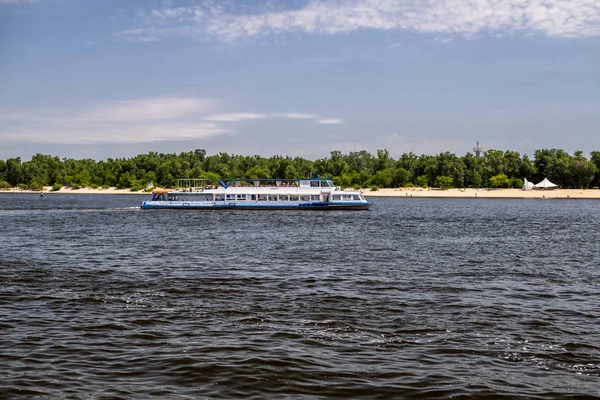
top-left (1, 148), bottom-right (599, 191)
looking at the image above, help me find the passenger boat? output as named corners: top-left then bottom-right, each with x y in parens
top-left (141, 178), bottom-right (373, 210)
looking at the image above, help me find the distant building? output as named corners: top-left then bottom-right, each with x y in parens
top-left (473, 141), bottom-right (483, 158)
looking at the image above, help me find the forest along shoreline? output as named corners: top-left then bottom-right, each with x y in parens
top-left (1, 149), bottom-right (599, 194)
top-left (2, 186), bottom-right (600, 199)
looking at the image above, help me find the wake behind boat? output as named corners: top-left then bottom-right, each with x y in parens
top-left (141, 177), bottom-right (373, 210)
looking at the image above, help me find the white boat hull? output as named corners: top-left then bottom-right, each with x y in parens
top-left (141, 200), bottom-right (372, 210)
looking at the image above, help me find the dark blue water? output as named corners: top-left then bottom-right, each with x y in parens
top-left (1, 193), bottom-right (599, 399)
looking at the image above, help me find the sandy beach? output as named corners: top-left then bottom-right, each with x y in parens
top-left (2, 186), bottom-right (599, 199)
top-left (362, 187), bottom-right (600, 199)
top-left (1, 187), bottom-right (148, 195)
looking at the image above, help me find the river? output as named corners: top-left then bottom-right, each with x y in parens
top-left (1, 193), bottom-right (598, 398)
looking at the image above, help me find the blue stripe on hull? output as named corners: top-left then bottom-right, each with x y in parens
top-left (141, 201), bottom-right (372, 211)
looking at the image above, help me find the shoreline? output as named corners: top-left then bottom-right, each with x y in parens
top-left (1, 187), bottom-right (147, 195)
top-left (362, 188), bottom-right (600, 199)
top-left (1, 187), bottom-right (600, 199)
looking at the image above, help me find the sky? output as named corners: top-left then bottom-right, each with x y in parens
top-left (0, 0), bottom-right (599, 161)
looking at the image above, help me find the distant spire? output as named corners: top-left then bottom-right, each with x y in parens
top-left (473, 141), bottom-right (483, 158)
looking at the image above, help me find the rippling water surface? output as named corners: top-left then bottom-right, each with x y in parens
top-left (1, 193), bottom-right (599, 399)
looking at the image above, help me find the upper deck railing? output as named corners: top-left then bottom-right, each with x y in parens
top-left (177, 177), bottom-right (334, 191)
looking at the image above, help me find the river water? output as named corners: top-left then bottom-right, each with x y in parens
top-left (1, 193), bottom-right (599, 399)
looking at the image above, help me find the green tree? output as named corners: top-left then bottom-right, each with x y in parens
top-left (372, 168), bottom-right (395, 188)
top-left (590, 151), bottom-right (600, 188)
top-left (336, 173), bottom-right (353, 188)
top-left (489, 173), bottom-right (510, 188)
top-left (434, 176), bottom-right (453, 190)
top-left (415, 175), bottom-right (428, 188)
top-left (0, 159), bottom-right (6, 181)
top-left (518, 155), bottom-right (536, 180)
top-left (394, 168), bottom-right (411, 187)
top-left (510, 177), bottom-right (524, 189)
top-left (5, 158), bottom-right (22, 186)
top-left (396, 152), bottom-right (419, 178)
top-left (462, 153), bottom-right (483, 188)
top-left (375, 149), bottom-right (392, 171)
top-left (200, 171), bottom-right (220, 182)
top-left (117, 172), bottom-right (133, 189)
top-left (570, 151), bottom-right (597, 189)
top-left (246, 166), bottom-right (271, 179)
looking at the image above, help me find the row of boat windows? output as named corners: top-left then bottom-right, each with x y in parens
top-left (163, 194), bottom-right (362, 201)
top-left (308, 181), bottom-right (334, 188)
top-left (178, 180), bottom-right (333, 191)
top-left (221, 194), bottom-right (317, 201)
top-left (217, 194), bottom-right (361, 201)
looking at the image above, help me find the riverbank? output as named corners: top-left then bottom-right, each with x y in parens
top-left (2, 186), bottom-right (599, 199)
top-left (1, 187), bottom-right (147, 195)
top-left (363, 188), bottom-right (600, 199)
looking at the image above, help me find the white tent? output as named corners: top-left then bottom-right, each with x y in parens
top-left (534, 178), bottom-right (558, 189)
top-left (523, 178), bottom-right (535, 191)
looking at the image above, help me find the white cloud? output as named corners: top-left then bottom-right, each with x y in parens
top-left (204, 112), bottom-right (268, 122)
top-left (0, 97), bottom-right (224, 144)
top-left (0, 97), bottom-right (341, 144)
top-left (122, 0), bottom-right (600, 42)
top-left (81, 97), bottom-right (215, 122)
top-left (317, 118), bottom-right (343, 124)
top-left (204, 112), bottom-right (338, 122)
top-left (274, 112), bottom-right (319, 119)
top-left (0, 97), bottom-right (215, 123)
top-left (4, 123), bottom-right (228, 144)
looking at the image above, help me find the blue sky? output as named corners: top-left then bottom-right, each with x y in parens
top-left (1, 0), bottom-right (599, 161)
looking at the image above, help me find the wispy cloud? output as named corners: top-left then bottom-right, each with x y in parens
top-left (274, 112), bottom-right (319, 119)
top-left (0, 97), bottom-right (216, 123)
top-left (82, 97), bottom-right (216, 122)
top-left (204, 112), bottom-right (268, 122)
top-left (4, 123), bottom-right (228, 144)
top-left (122, 0), bottom-right (600, 42)
top-left (0, 97), bottom-right (342, 144)
top-left (0, 97), bottom-right (225, 143)
top-left (317, 118), bottom-right (343, 124)
top-left (203, 112), bottom-right (339, 122)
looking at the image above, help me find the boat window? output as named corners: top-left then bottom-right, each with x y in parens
top-left (311, 195), bottom-right (320, 201)
top-left (194, 194), bottom-right (211, 201)
top-left (300, 195), bottom-right (310, 201)
top-left (332, 195), bottom-right (341, 201)
top-left (342, 194), bottom-right (353, 200)
top-left (237, 194), bottom-right (246, 200)
top-left (279, 195), bottom-right (289, 201)
top-left (250, 194), bottom-right (257, 201)
top-left (215, 194), bottom-right (225, 201)
top-left (290, 195), bottom-right (299, 201)
top-left (226, 194), bottom-right (234, 200)
top-left (299, 180), bottom-right (310, 187)
top-left (268, 195), bottom-right (278, 201)
top-left (258, 194), bottom-right (268, 201)
top-left (310, 181), bottom-right (320, 187)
